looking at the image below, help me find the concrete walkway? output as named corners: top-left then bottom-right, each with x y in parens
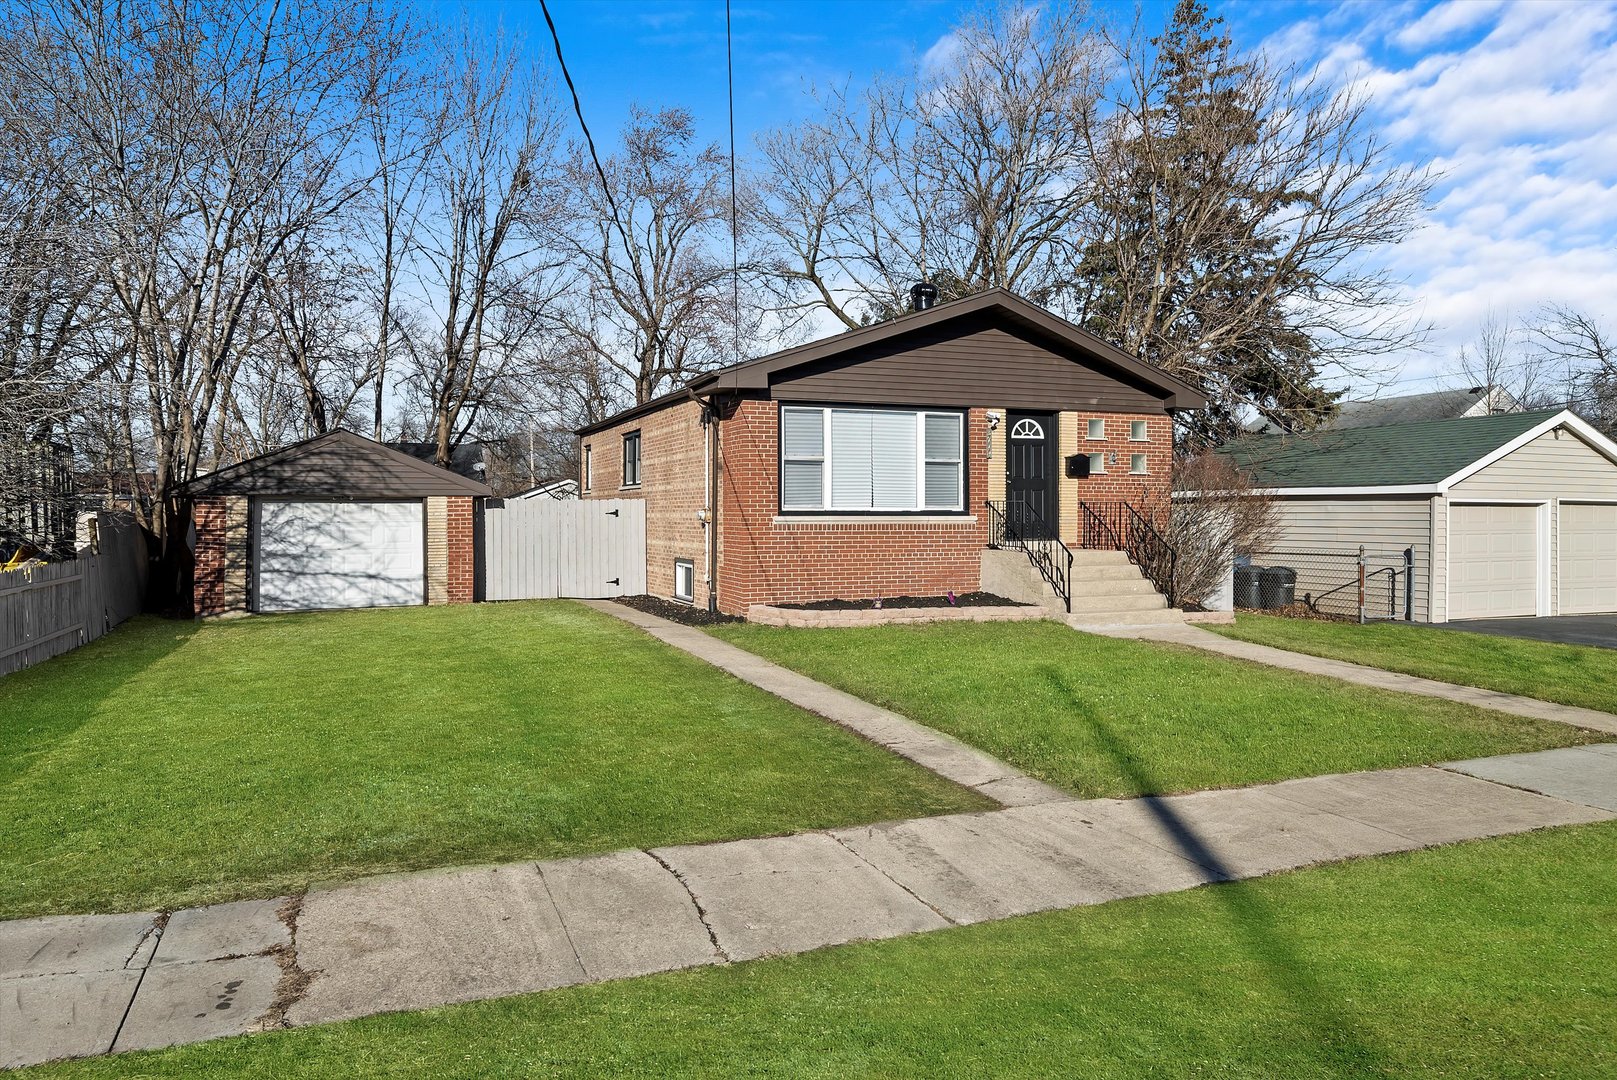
top-left (588, 601), bottom-right (1071, 807)
top-left (5, 751), bottom-right (1613, 1069)
top-left (1105, 623), bottom-right (1617, 737)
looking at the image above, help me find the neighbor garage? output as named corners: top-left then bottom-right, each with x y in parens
top-left (1219, 408), bottom-right (1617, 623)
top-left (188, 430), bottom-right (490, 616)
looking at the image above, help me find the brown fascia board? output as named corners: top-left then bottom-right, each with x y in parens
top-left (576, 289), bottom-right (1206, 437)
top-left (704, 288), bottom-right (1206, 408)
top-left (185, 428), bottom-right (493, 497)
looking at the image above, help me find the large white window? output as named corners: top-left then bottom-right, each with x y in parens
top-left (780, 406), bottom-right (964, 512)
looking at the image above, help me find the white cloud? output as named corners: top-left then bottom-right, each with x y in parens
top-left (1266, 0), bottom-right (1617, 389)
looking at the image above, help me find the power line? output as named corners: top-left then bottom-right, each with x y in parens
top-left (538, 0), bottom-right (635, 271)
top-left (726, 0), bottom-right (740, 363)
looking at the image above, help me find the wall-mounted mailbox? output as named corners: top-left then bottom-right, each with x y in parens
top-left (1065, 454), bottom-right (1090, 479)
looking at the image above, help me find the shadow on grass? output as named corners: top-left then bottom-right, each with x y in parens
top-left (0, 616), bottom-right (200, 782)
top-left (1044, 665), bottom-right (1386, 1076)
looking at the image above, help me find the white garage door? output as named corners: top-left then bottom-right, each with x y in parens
top-left (256, 500), bottom-right (425, 612)
top-left (1560, 503), bottom-right (1617, 615)
top-left (1449, 503), bottom-right (1539, 620)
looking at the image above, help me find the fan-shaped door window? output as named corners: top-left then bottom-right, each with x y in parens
top-left (1010, 418), bottom-right (1044, 440)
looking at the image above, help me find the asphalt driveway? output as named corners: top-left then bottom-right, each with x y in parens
top-left (1437, 615), bottom-right (1617, 650)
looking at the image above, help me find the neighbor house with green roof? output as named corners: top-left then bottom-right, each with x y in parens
top-left (1218, 408), bottom-right (1617, 623)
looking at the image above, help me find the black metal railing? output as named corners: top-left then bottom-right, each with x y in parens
top-left (1078, 500), bottom-right (1180, 609)
top-left (986, 499), bottom-right (1072, 612)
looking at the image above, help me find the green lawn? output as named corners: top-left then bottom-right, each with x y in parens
top-left (710, 621), bottom-right (1602, 799)
top-left (25, 820), bottom-right (1617, 1078)
top-left (0, 603), bottom-right (983, 920)
top-left (1209, 613), bottom-right (1617, 715)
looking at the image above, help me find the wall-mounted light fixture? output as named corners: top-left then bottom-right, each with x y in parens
top-left (986, 412), bottom-right (1002, 460)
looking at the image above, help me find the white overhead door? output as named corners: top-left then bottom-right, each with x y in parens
top-left (1560, 503), bottom-right (1617, 615)
top-left (256, 500), bottom-right (425, 612)
top-left (1449, 504), bottom-right (1539, 620)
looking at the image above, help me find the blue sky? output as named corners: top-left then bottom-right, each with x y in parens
top-left (473, 0), bottom-right (1617, 396)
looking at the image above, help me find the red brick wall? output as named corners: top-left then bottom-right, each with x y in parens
top-left (581, 399), bottom-right (713, 607)
top-left (1056, 411), bottom-right (1175, 541)
top-left (714, 399), bottom-right (992, 615)
top-left (192, 494), bottom-right (248, 617)
top-left (445, 496), bottom-right (475, 604)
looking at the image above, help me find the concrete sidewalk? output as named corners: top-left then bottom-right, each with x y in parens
top-left (5, 749), bottom-right (1614, 1070)
top-left (1104, 623), bottom-right (1617, 737)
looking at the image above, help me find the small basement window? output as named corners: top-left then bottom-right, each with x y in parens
top-left (1087, 452), bottom-right (1106, 474)
top-left (622, 431), bottom-right (641, 487)
top-left (1130, 453), bottom-right (1148, 475)
top-left (674, 559), bottom-right (695, 603)
top-left (1130, 420), bottom-right (1149, 442)
top-left (1087, 418), bottom-right (1105, 440)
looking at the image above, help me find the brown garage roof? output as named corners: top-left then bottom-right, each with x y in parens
top-left (185, 430), bottom-right (493, 498)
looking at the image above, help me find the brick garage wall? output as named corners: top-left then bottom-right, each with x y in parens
top-left (1055, 411), bottom-right (1174, 542)
top-left (714, 399), bottom-right (991, 615)
top-left (425, 496), bottom-right (476, 605)
top-left (193, 495), bottom-right (249, 617)
top-left (581, 400), bottom-right (712, 608)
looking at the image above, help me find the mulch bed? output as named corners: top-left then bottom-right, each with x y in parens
top-left (775, 592), bottom-right (1031, 611)
top-left (614, 594), bottom-right (744, 626)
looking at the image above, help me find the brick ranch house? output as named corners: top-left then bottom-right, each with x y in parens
top-left (578, 287), bottom-right (1205, 617)
top-left (188, 430), bottom-right (490, 616)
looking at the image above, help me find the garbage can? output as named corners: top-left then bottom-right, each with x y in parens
top-left (1234, 566), bottom-right (1263, 609)
top-left (1259, 566), bottom-right (1297, 610)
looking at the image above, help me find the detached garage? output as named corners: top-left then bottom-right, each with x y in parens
top-left (188, 430), bottom-right (490, 616)
top-left (1220, 408), bottom-right (1617, 622)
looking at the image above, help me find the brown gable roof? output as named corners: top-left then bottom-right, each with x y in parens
top-left (185, 429), bottom-right (493, 498)
top-left (578, 288), bottom-right (1205, 436)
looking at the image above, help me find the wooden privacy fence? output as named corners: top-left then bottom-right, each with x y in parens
top-left (482, 498), bottom-right (646, 601)
top-left (1, 511), bottom-right (148, 677)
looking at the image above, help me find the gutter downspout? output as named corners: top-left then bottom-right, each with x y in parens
top-left (700, 394), bottom-right (719, 613)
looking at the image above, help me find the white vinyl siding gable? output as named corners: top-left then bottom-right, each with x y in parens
top-left (780, 406), bottom-right (963, 512)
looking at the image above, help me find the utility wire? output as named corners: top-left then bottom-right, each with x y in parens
top-left (726, 0), bottom-right (740, 363)
top-left (539, 0), bottom-right (635, 277)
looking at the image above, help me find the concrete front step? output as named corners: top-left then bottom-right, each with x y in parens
top-left (1065, 606), bottom-right (1187, 629)
top-left (1069, 549), bottom-right (1134, 566)
top-left (1069, 591), bottom-right (1168, 615)
top-left (1071, 575), bottom-right (1161, 599)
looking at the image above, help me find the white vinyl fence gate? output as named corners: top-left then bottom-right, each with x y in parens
top-left (482, 498), bottom-right (646, 600)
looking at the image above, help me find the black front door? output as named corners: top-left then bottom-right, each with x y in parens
top-left (1006, 411), bottom-right (1058, 538)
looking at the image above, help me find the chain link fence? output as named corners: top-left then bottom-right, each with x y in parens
top-left (1236, 547), bottom-right (1415, 622)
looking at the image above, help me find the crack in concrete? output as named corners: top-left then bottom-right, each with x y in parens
top-left (106, 914), bottom-right (165, 1053)
top-left (254, 893), bottom-right (311, 1031)
top-left (533, 865), bottom-right (589, 980)
top-left (645, 851), bottom-right (730, 964)
top-left (827, 832), bottom-right (959, 927)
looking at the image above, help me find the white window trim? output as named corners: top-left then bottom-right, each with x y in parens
top-left (779, 405), bottom-right (965, 513)
top-left (673, 558), bottom-right (695, 603)
top-left (582, 445), bottom-right (592, 493)
top-left (1129, 453), bottom-right (1148, 475)
top-left (1087, 452), bottom-right (1107, 474)
top-left (1087, 418), bottom-right (1106, 440)
top-left (1130, 420), bottom-right (1149, 442)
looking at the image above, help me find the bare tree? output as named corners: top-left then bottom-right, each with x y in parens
top-left (1447, 310), bottom-right (1561, 410)
top-left (399, 26), bottom-right (566, 466)
top-left (1532, 305), bottom-right (1615, 433)
top-left (757, 3), bottom-right (1104, 327)
top-left (1170, 451), bottom-right (1279, 608)
top-left (1074, 0), bottom-right (1433, 445)
top-left (553, 106), bottom-right (747, 405)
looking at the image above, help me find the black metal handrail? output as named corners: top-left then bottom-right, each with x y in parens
top-left (1078, 500), bottom-right (1180, 609)
top-left (986, 499), bottom-right (1072, 613)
